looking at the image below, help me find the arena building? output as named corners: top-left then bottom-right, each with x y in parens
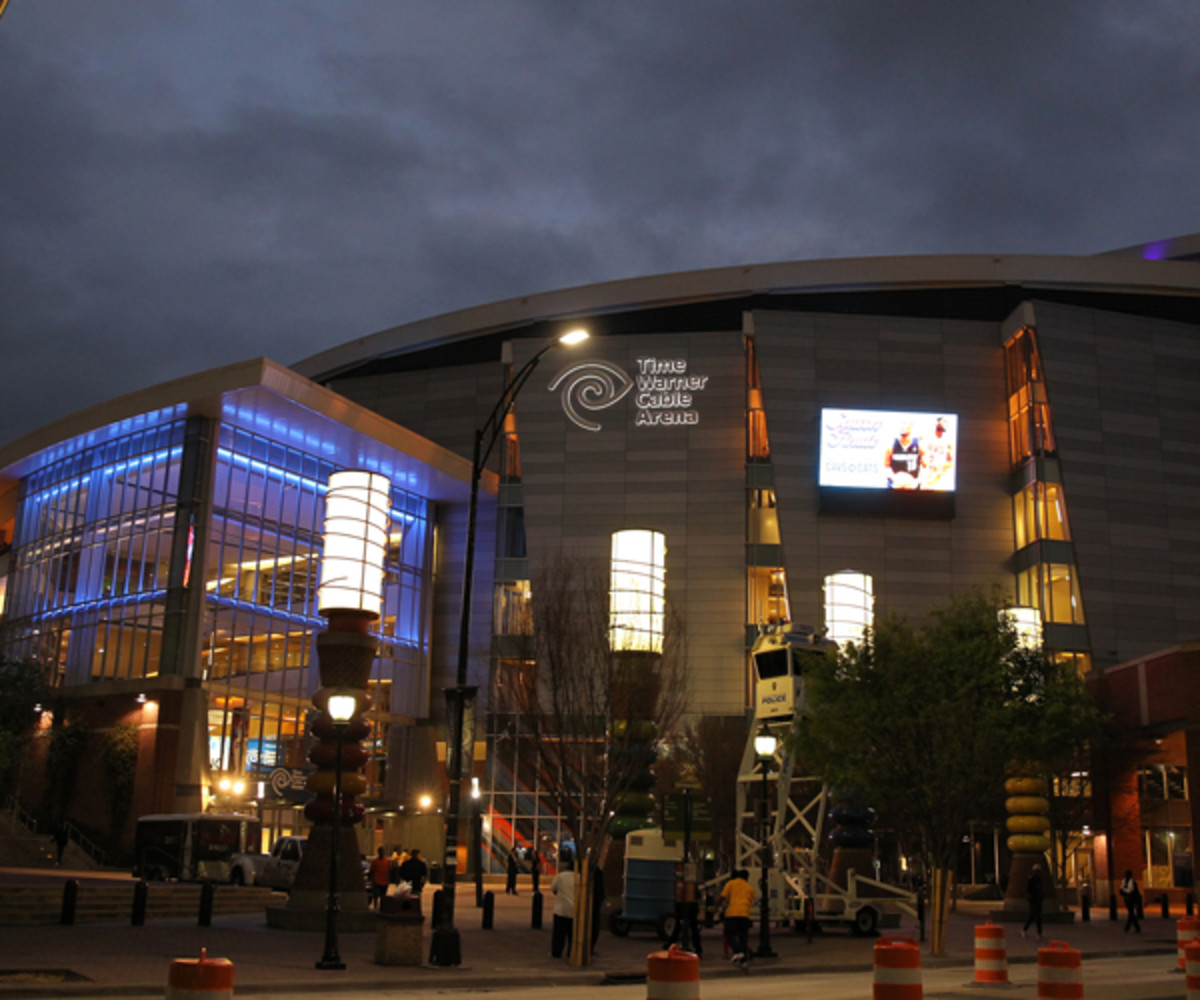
top-left (2, 235), bottom-right (1198, 892)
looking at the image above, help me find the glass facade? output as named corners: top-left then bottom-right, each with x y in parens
top-left (1013, 481), bottom-right (1071, 548)
top-left (2, 399), bottom-right (436, 826)
top-left (4, 417), bottom-right (188, 684)
top-left (1003, 326), bottom-right (1090, 660)
top-left (745, 337), bottom-right (790, 634)
top-left (202, 422), bottom-right (432, 806)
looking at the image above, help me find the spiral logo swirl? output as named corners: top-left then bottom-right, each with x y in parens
top-left (548, 361), bottom-right (634, 432)
top-left (269, 768), bottom-right (293, 796)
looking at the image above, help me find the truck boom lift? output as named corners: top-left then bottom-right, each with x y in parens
top-left (736, 624), bottom-right (917, 935)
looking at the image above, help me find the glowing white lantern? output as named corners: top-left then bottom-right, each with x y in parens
top-left (824, 570), bottom-right (874, 647)
top-left (1003, 605), bottom-right (1043, 651)
top-left (319, 470), bottom-right (390, 618)
top-left (609, 529), bottom-right (666, 653)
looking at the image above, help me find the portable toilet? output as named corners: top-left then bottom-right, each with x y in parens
top-left (616, 827), bottom-right (682, 937)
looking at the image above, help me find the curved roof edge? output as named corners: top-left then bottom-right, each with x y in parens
top-left (1098, 231), bottom-right (1200, 261)
top-left (0, 357), bottom-right (483, 502)
top-left (293, 252), bottom-right (1200, 382)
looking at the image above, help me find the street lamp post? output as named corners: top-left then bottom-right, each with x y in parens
top-left (316, 690), bottom-right (357, 970)
top-left (754, 727), bottom-right (778, 959)
top-left (472, 777), bottom-right (484, 907)
top-left (430, 328), bottom-right (589, 967)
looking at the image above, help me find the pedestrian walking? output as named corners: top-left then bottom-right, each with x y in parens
top-left (389, 846), bottom-right (407, 885)
top-left (398, 848), bottom-right (428, 894)
top-left (369, 847), bottom-right (391, 908)
top-left (717, 869), bottom-right (755, 967)
top-left (53, 826), bottom-right (69, 866)
top-left (506, 850), bottom-right (520, 895)
top-left (550, 858), bottom-right (575, 958)
top-left (1120, 869), bottom-right (1142, 933)
top-left (1022, 863), bottom-right (1044, 939)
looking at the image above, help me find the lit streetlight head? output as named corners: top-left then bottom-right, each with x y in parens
top-left (328, 691), bottom-right (357, 723)
top-left (558, 328), bottom-right (589, 346)
top-left (755, 729), bottom-right (778, 759)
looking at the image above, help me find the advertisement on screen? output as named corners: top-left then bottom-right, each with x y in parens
top-left (819, 409), bottom-right (958, 492)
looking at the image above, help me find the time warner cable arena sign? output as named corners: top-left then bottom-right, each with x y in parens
top-left (550, 357), bottom-right (710, 431)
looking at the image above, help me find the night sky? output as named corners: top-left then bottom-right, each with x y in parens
top-left (2, 1), bottom-right (1197, 446)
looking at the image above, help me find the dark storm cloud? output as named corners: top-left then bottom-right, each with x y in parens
top-left (1, 0), bottom-right (1197, 445)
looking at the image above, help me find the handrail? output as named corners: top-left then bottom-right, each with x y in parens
top-left (4, 795), bottom-right (39, 834)
top-left (64, 820), bottom-right (107, 867)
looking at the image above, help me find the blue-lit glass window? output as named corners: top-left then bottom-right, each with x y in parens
top-left (3, 421), bottom-right (186, 681)
top-left (5, 409), bottom-right (437, 812)
top-left (203, 424), bottom-right (433, 799)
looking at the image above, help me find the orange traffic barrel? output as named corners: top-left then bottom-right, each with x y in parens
top-left (1036, 940), bottom-right (1082, 1000)
top-left (647, 943), bottom-right (700, 1000)
top-left (166, 949), bottom-right (234, 1000)
top-left (1178, 917), bottom-right (1200, 970)
top-left (973, 921), bottom-right (1009, 984)
top-left (1185, 938), bottom-right (1200, 999)
top-left (873, 936), bottom-right (922, 1000)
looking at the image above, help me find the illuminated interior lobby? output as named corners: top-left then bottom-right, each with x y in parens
top-left (1, 235), bottom-right (1198, 893)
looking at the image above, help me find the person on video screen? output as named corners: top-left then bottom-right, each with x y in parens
top-left (922, 418), bottom-right (954, 490)
top-left (884, 423), bottom-right (924, 489)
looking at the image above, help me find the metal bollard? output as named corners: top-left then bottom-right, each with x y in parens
top-left (531, 889), bottom-right (543, 929)
top-left (1189, 893), bottom-right (1196, 917)
top-left (431, 888), bottom-right (449, 928)
top-left (199, 880), bottom-right (215, 927)
top-left (1162, 894), bottom-right (1171, 920)
top-left (60, 879), bottom-right (78, 926)
top-left (132, 880), bottom-right (148, 926)
top-left (482, 890), bottom-right (494, 930)
top-left (1081, 890), bottom-right (1090, 922)
top-left (917, 890), bottom-right (926, 942)
top-left (1109, 892), bottom-right (1118, 921)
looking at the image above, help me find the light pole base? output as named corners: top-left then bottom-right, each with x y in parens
top-left (315, 957), bottom-right (347, 970)
top-left (429, 926), bottom-right (462, 967)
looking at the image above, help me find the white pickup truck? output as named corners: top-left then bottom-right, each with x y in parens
top-left (229, 835), bottom-right (306, 889)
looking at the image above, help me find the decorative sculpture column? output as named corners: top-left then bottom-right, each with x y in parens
top-left (270, 470), bottom-right (390, 933)
top-left (1002, 772), bottom-right (1053, 916)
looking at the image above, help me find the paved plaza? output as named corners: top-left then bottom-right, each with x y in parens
top-left (0, 867), bottom-right (1183, 998)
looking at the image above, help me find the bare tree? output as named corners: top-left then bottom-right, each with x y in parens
top-left (503, 552), bottom-right (688, 859)
top-left (490, 552), bottom-right (688, 965)
top-left (667, 715), bottom-right (746, 867)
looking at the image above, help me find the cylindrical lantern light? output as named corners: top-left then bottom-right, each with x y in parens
top-left (824, 570), bottom-right (874, 647)
top-left (609, 529), bottom-right (666, 653)
top-left (319, 470), bottom-right (390, 619)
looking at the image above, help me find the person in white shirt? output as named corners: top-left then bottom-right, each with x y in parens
top-left (550, 857), bottom-right (576, 958)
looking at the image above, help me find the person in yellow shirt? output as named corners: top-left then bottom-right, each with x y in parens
top-left (717, 869), bottom-right (755, 965)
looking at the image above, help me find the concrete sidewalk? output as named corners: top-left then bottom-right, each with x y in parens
top-left (0, 875), bottom-right (1179, 998)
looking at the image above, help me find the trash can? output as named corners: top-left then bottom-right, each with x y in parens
top-left (374, 895), bottom-right (425, 966)
top-left (429, 862), bottom-right (443, 885)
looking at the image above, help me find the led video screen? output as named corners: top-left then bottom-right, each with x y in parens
top-left (819, 409), bottom-right (958, 492)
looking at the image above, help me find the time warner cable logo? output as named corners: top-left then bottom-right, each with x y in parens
top-left (549, 357), bottom-right (709, 432)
